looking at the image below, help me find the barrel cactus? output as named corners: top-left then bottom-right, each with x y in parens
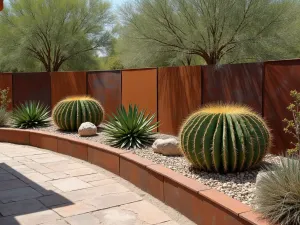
top-left (52, 96), bottom-right (104, 131)
top-left (179, 104), bottom-right (272, 173)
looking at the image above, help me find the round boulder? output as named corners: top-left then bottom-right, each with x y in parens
top-left (152, 138), bottom-right (182, 156)
top-left (78, 122), bottom-right (97, 137)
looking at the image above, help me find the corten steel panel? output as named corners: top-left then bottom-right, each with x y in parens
top-left (51, 72), bottom-right (87, 108)
top-left (264, 60), bottom-right (300, 155)
top-left (13, 72), bottom-right (51, 108)
top-left (0, 73), bottom-right (12, 110)
top-left (202, 63), bottom-right (263, 115)
top-left (87, 71), bottom-right (121, 119)
top-left (158, 66), bottom-right (201, 135)
top-left (122, 68), bottom-right (157, 128)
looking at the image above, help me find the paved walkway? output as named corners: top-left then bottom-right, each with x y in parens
top-left (0, 143), bottom-right (194, 225)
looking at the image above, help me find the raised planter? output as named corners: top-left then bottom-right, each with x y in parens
top-left (0, 128), bottom-right (269, 225)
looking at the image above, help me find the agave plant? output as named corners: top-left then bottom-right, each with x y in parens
top-left (103, 104), bottom-right (159, 149)
top-left (11, 101), bottom-right (50, 129)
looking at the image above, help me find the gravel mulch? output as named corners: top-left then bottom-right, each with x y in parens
top-left (30, 122), bottom-right (280, 207)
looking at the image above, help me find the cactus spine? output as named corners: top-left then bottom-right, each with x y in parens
top-left (52, 96), bottom-right (104, 131)
top-left (179, 104), bottom-right (271, 173)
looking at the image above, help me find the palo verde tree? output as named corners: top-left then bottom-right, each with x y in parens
top-left (0, 0), bottom-right (114, 72)
top-left (119, 0), bottom-right (300, 66)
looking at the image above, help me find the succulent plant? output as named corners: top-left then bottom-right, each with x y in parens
top-left (179, 104), bottom-right (271, 173)
top-left (11, 101), bottom-right (50, 129)
top-left (102, 104), bottom-right (159, 149)
top-left (52, 96), bottom-right (104, 131)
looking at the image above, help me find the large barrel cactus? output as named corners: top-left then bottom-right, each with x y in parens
top-left (179, 104), bottom-right (271, 173)
top-left (52, 96), bottom-right (104, 131)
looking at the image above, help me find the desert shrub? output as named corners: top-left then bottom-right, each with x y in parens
top-left (52, 96), bottom-right (104, 131)
top-left (283, 90), bottom-right (300, 156)
top-left (0, 87), bottom-right (12, 127)
top-left (11, 101), bottom-right (50, 129)
top-left (103, 104), bottom-right (159, 149)
top-left (0, 87), bottom-right (11, 110)
top-left (0, 108), bottom-right (10, 127)
top-left (179, 104), bottom-right (272, 173)
top-left (255, 157), bottom-right (300, 225)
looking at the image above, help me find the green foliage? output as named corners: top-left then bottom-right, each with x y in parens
top-left (103, 104), bottom-right (159, 149)
top-left (11, 101), bottom-right (50, 129)
top-left (179, 104), bottom-right (271, 173)
top-left (52, 96), bottom-right (104, 131)
top-left (255, 157), bottom-right (300, 225)
top-left (119, 0), bottom-right (300, 67)
top-left (0, 87), bottom-right (11, 110)
top-left (0, 0), bottom-right (114, 72)
top-left (283, 90), bottom-right (300, 156)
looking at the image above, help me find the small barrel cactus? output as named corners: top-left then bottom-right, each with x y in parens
top-left (52, 96), bottom-right (104, 131)
top-left (179, 104), bottom-right (271, 173)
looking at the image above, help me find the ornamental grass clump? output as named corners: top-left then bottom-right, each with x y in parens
top-left (103, 104), bottom-right (159, 149)
top-left (52, 96), bottom-right (104, 131)
top-left (11, 101), bottom-right (50, 129)
top-left (255, 158), bottom-right (300, 225)
top-left (179, 104), bottom-right (272, 173)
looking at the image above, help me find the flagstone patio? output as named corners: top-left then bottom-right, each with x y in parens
top-left (0, 143), bottom-right (194, 225)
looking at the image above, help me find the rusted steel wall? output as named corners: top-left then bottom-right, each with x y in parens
top-left (158, 66), bottom-right (201, 135)
top-left (202, 63), bottom-right (263, 115)
top-left (51, 72), bottom-right (87, 108)
top-left (122, 68), bottom-right (158, 128)
top-left (13, 72), bottom-right (51, 108)
top-left (0, 73), bottom-right (12, 110)
top-left (264, 60), bottom-right (300, 154)
top-left (87, 71), bottom-right (121, 120)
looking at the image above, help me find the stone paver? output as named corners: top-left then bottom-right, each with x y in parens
top-left (64, 167), bottom-right (97, 177)
top-left (77, 173), bottom-right (110, 182)
top-left (49, 177), bottom-right (92, 192)
top-left (0, 143), bottom-right (194, 225)
top-left (52, 202), bottom-right (96, 217)
top-left (0, 187), bottom-right (42, 203)
top-left (45, 172), bottom-right (69, 180)
top-left (65, 213), bottom-right (100, 225)
top-left (89, 179), bottom-right (117, 187)
top-left (0, 179), bottom-right (28, 191)
top-left (0, 199), bottom-right (47, 216)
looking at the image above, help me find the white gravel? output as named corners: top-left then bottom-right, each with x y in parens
top-left (30, 122), bottom-right (280, 206)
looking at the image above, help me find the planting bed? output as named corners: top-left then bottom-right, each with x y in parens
top-left (31, 122), bottom-right (280, 206)
top-left (0, 127), bottom-right (271, 225)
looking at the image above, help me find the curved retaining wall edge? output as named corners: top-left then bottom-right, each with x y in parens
top-left (0, 128), bottom-right (269, 225)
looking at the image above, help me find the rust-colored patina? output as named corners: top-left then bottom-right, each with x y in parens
top-left (202, 63), bottom-right (263, 115)
top-left (0, 73), bottom-right (12, 110)
top-left (122, 68), bottom-right (157, 129)
top-left (264, 59), bottom-right (300, 155)
top-left (158, 66), bottom-right (201, 135)
top-left (13, 72), bottom-right (51, 108)
top-left (51, 72), bottom-right (86, 108)
top-left (0, 0), bottom-right (3, 11)
top-left (87, 71), bottom-right (121, 120)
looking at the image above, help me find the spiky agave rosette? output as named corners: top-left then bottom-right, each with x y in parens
top-left (52, 96), bottom-right (104, 131)
top-left (179, 104), bottom-right (272, 173)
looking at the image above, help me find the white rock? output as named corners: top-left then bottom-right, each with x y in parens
top-left (78, 122), bottom-right (97, 137)
top-left (152, 138), bottom-right (182, 156)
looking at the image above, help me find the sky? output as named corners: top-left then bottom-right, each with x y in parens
top-left (110, 0), bottom-right (128, 9)
top-left (3, 0), bottom-right (131, 9)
